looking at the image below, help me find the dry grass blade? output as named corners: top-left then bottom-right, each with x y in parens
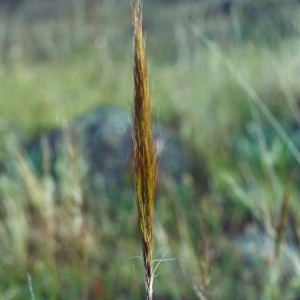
top-left (131, 0), bottom-right (157, 299)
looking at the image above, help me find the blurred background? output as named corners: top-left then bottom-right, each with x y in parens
top-left (1, 0), bottom-right (300, 299)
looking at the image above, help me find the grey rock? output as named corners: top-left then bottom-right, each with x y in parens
top-left (25, 105), bottom-right (209, 202)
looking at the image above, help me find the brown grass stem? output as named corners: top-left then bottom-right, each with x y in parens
top-left (131, 0), bottom-right (157, 299)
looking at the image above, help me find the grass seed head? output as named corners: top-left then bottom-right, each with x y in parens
top-left (131, 0), bottom-right (158, 298)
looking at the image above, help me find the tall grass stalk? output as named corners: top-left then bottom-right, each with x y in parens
top-left (191, 25), bottom-right (300, 165)
top-left (131, 1), bottom-right (157, 299)
top-left (262, 172), bottom-right (293, 299)
top-left (274, 172), bottom-right (293, 260)
top-left (27, 273), bottom-right (36, 300)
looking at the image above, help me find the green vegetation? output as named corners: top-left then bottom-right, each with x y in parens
top-left (1, 0), bottom-right (300, 298)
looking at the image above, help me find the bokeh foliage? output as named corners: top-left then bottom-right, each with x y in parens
top-left (1, 0), bottom-right (300, 298)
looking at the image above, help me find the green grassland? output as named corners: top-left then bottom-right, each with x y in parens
top-left (1, 0), bottom-right (300, 298)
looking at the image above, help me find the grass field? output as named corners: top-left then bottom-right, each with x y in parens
top-left (1, 0), bottom-right (300, 299)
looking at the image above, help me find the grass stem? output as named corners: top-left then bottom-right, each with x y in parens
top-left (131, 1), bottom-right (157, 299)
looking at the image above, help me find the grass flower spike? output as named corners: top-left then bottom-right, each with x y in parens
top-left (131, 0), bottom-right (158, 299)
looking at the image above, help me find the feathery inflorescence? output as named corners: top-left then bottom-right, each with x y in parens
top-left (131, 0), bottom-right (158, 299)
